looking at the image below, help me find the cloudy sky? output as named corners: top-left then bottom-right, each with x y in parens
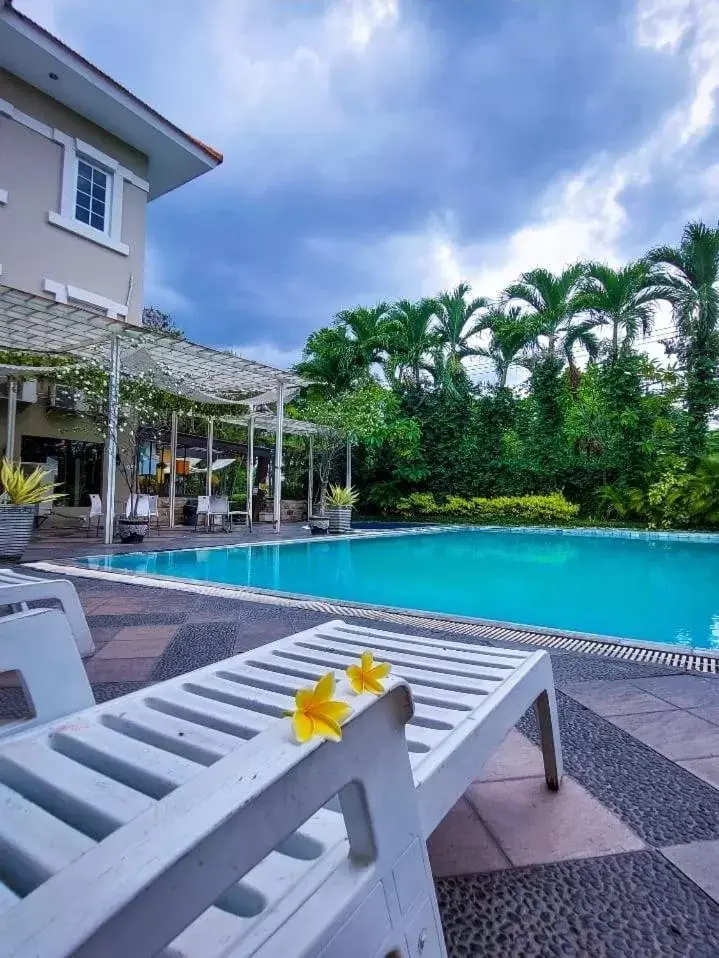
top-left (16, 0), bottom-right (719, 371)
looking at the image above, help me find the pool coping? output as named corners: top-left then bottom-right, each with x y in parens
top-left (25, 522), bottom-right (719, 672)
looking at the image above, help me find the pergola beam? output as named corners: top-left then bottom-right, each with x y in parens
top-left (5, 377), bottom-right (17, 463)
top-left (273, 382), bottom-right (285, 534)
top-left (103, 335), bottom-right (121, 545)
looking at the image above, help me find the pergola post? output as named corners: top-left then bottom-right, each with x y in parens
top-left (103, 334), bottom-right (121, 545)
top-left (273, 381), bottom-right (285, 534)
top-left (5, 376), bottom-right (17, 462)
top-left (246, 410), bottom-right (254, 531)
top-left (168, 410), bottom-right (178, 529)
top-left (307, 434), bottom-right (314, 521)
top-left (206, 417), bottom-right (214, 497)
top-left (345, 436), bottom-right (352, 488)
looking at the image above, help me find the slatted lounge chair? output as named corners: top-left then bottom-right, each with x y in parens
top-left (0, 569), bottom-right (95, 657)
top-left (0, 618), bottom-right (562, 956)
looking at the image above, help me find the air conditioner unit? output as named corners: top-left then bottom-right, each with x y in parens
top-left (48, 383), bottom-right (78, 411)
top-left (0, 379), bottom-right (37, 403)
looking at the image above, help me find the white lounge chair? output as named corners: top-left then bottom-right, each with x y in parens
top-left (0, 608), bottom-right (95, 737)
top-left (0, 569), bottom-right (95, 656)
top-left (0, 619), bottom-right (562, 956)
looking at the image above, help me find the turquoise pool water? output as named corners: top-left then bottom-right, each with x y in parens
top-left (81, 529), bottom-right (719, 651)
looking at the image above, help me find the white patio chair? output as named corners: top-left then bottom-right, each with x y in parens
top-left (0, 569), bottom-right (95, 656)
top-left (194, 495), bottom-right (211, 531)
top-left (87, 494), bottom-right (103, 537)
top-left (0, 618), bottom-right (561, 956)
top-left (125, 494), bottom-right (151, 518)
top-left (0, 608), bottom-right (95, 738)
top-left (147, 495), bottom-right (161, 533)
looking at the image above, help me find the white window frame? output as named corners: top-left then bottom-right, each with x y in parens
top-left (49, 132), bottom-right (130, 255)
top-left (74, 153), bottom-right (113, 238)
top-left (0, 96), bottom-right (149, 256)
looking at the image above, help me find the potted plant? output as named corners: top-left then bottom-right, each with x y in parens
top-left (0, 459), bottom-right (63, 560)
top-left (326, 484), bottom-right (359, 534)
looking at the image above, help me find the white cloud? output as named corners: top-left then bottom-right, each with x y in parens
top-left (308, 0), bottom-right (719, 307)
top-left (15, 0), bottom-right (427, 193)
top-left (230, 342), bottom-right (302, 371)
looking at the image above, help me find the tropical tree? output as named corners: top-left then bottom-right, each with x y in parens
top-left (335, 302), bottom-right (392, 371)
top-left (577, 261), bottom-right (659, 358)
top-left (476, 306), bottom-right (539, 387)
top-left (385, 298), bottom-right (442, 388)
top-left (504, 265), bottom-right (600, 387)
top-left (434, 282), bottom-right (489, 370)
top-left (295, 326), bottom-right (359, 394)
top-left (648, 222), bottom-right (719, 455)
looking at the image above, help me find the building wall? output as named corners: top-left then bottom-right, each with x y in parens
top-left (0, 393), bottom-right (131, 514)
top-left (0, 68), bottom-right (148, 325)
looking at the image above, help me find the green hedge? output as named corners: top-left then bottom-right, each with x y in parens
top-left (394, 492), bottom-right (580, 524)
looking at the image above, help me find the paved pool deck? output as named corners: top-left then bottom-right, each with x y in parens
top-left (2, 533), bottom-right (719, 956)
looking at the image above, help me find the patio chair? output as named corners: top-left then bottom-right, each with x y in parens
top-left (0, 618), bottom-right (561, 956)
top-left (194, 495), bottom-right (211, 531)
top-left (125, 494), bottom-right (151, 518)
top-left (208, 495), bottom-right (246, 533)
top-left (0, 569), bottom-right (95, 656)
top-left (147, 495), bottom-right (161, 533)
top-left (0, 608), bottom-right (95, 738)
top-left (86, 494), bottom-right (103, 537)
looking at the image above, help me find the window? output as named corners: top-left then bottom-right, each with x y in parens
top-left (20, 437), bottom-right (104, 507)
top-left (75, 158), bottom-right (109, 233)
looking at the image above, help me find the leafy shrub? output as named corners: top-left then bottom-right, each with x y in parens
top-left (394, 491), bottom-right (579, 524)
top-left (395, 492), bottom-right (438, 516)
top-left (600, 456), bottom-right (719, 529)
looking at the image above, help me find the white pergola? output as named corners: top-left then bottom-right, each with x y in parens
top-left (220, 413), bottom-right (347, 536)
top-left (0, 286), bottom-right (312, 541)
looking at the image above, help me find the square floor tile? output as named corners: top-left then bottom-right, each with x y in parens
top-left (608, 709), bottom-right (719, 760)
top-left (467, 776), bottom-right (644, 867)
top-left (662, 840), bottom-right (719, 904)
top-left (690, 705), bottom-right (719, 727)
top-left (632, 675), bottom-right (719, 709)
top-left (563, 680), bottom-right (675, 717)
top-left (85, 657), bottom-right (154, 682)
top-left (477, 729), bottom-right (546, 781)
top-left (113, 625), bottom-right (179, 643)
top-left (427, 797), bottom-right (509, 878)
top-left (678, 756), bottom-right (719, 790)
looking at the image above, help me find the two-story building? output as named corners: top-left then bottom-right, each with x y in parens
top-left (0, 0), bottom-right (222, 508)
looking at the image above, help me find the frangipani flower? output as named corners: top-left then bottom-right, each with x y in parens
top-left (287, 672), bottom-right (352, 743)
top-left (346, 651), bottom-right (391, 695)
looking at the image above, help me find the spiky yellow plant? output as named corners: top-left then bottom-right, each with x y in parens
top-left (0, 459), bottom-right (64, 506)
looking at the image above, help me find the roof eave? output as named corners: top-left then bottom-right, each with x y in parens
top-left (0, 2), bottom-right (222, 198)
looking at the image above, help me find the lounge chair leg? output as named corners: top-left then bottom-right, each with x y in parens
top-left (536, 688), bottom-right (563, 791)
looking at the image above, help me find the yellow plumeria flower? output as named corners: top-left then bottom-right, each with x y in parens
top-left (287, 672), bottom-right (352, 743)
top-left (346, 651), bottom-right (391, 695)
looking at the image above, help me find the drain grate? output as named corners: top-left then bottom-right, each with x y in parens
top-left (27, 561), bottom-right (719, 676)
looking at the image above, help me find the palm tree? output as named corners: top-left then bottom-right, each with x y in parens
top-left (578, 261), bottom-right (660, 358)
top-left (504, 264), bottom-right (600, 387)
top-left (335, 302), bottom-right (392, 371)
top-left (385, 298), bottom-right (442, 388)
top-left (435, 282), bottom-right (489, 369)
top-left (294, 325), bottom-right (357, 394)
top-left (476, 306), bottom-right (540, 387)
top-left (648, 221), bottom-right (719, 454)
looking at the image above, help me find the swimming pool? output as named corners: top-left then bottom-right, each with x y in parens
top-left (80, 528), bottom-right (719, 651)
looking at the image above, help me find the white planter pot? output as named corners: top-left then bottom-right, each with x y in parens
top-left (0, 505), bottom-right (36, 560)
top-left (327, 507), bottom-right (352, 534)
